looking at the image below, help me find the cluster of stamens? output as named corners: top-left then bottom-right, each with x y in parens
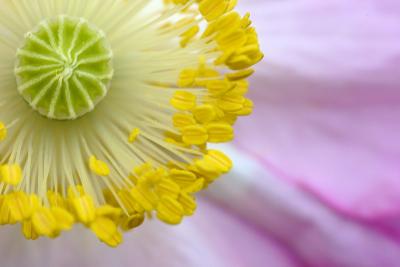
top-left (0, 0), bottom-right (262, 247)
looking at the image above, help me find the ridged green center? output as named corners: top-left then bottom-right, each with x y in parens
top-left (15, 15), bottom-right (113, 120)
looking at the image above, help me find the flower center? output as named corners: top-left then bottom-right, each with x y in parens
top-left (14, 15), bottom-right (113, 120)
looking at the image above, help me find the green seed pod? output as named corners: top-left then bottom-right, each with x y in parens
top-left (15, 15), bottom-right (113, 120)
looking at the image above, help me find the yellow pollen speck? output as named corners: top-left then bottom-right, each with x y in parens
top-left (0, 164), bottom-right (22, 186)
top-left (129, 128), bottom-right (141, 143)
top-left (0, 122), bottom-right (7, 141)
top-left (89, 156), bottom-right (110, 176)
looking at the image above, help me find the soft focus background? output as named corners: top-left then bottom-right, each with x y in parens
top-left (1, 0), bottom-right (400, 266)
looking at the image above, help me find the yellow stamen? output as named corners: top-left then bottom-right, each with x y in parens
top-left (0, 0), bottom-right (262, 247)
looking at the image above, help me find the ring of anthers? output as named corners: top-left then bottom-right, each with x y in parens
top-left (0, 0), bottom-right (262, 247)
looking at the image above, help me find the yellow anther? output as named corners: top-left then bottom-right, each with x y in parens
top-left (70, 195), bottom-right (96, 224)
top-left (226, 68), bottom-right (254, 81)
top-left (7, 192), bottom-right (33, 222)
top-left (128, 128), bottom-right (141, 143)
top-left (206, 80), bottom-right (234, 96)
top-left (169, 169), bottom-right (197, 188)
top-left (226, 55), bottom-right (252, 70)
top-left (22, 220), bottom-right (39, 240)
top-left (178, 69), bottom-right (197, 88)
top-left (214, 106), bottom-right (226, 119)
top-left (227, 49), bottom-right (263, 70)
top-left (206, 122), bottom-right (234, 143)
top-left (241, 12), bottom-right (252, 28)
top-left (51, 207), bottom-right (74, 231)
top-left (156, 196), bottom-right (184, 225)
top-left (184, 178), bottom-right (205, 194)
top-left (133, 162), bottom-right (153, 177)
top-left (47, 191), bottom-right (67, 208)
top-left (32, 207), bottom-right (73, 238)
top-left (194, 150), bottom-right (232, 178)
top-left (90, 217), bottom-right (122, 248)
top-left (209, 150), bottom-right (233, 173)
top-left (156, 178), bottom-right (181, 198)
top-left (179, 193), bottom-right (197, 216)
top-left (221, 113), bottom-right (238, 125)
top-left (172, 0), bottom-right (189, 4)
top-left (89, 156), bottom-right (110, 176)
top-left (67, 185), bottom-right (86, 197)
top-left (118, 189), bottom-right (140, 214)
top-left (130, 186), bottom-right (154, 212)
top-left (231, 80), bottom-right (249, 95)
top-left (0, 164), bottom-right (22, 186)
top-left (193, 104), bottom-right (216, 124)
top-left (216, 29), bottom-right (247, 51)
top-left (164, 136), bottom-right (190, 148)
top-left (29, 194), bottom-right (41, 210)
top-left (215, 12), bottom-right (241, 33)
top-left (217, 94), bottom-right (245, 112)
top-left (120, 213), bottom-right (145, 231)
top-left (196, 69), bottom-right (220, 86)
top-left (234, 98), bottom-right (253, 116)
top-left (170, 91), bottom-right (197, 111)
top-left (0, 122), bottom-right (7, 141)
top-left (173, 113), bottom-right (196, 128)
top-left (227, 0), bottom-right (238, 12)
top-left (181, 124), bottom-right (208, 145)
top-left (199, 0), bottom-right (231, 21)
top-left (96, 205), bottom-right (122, 221)
top-left (0, 196), bottom-right (15, 225)
top-left (202, 20), bottom-right (217, 38)
top-left (214, 50), bottom-right (235, 66)
top-left (236, 44), bottom-right (263, 61)
top-left (141, 167), bottom-right (165, 184)
top-left (31, 207), bottom-right (58, 237)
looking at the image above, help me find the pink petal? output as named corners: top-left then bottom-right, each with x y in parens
top-left (0, 204), bottom-right (295, 267)
top-left (240, 0), bottom-right (400, 78)
top-left (207, 146), bottom-right (400, 267)
top-left (234, 0), bottom-right (400, 224)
